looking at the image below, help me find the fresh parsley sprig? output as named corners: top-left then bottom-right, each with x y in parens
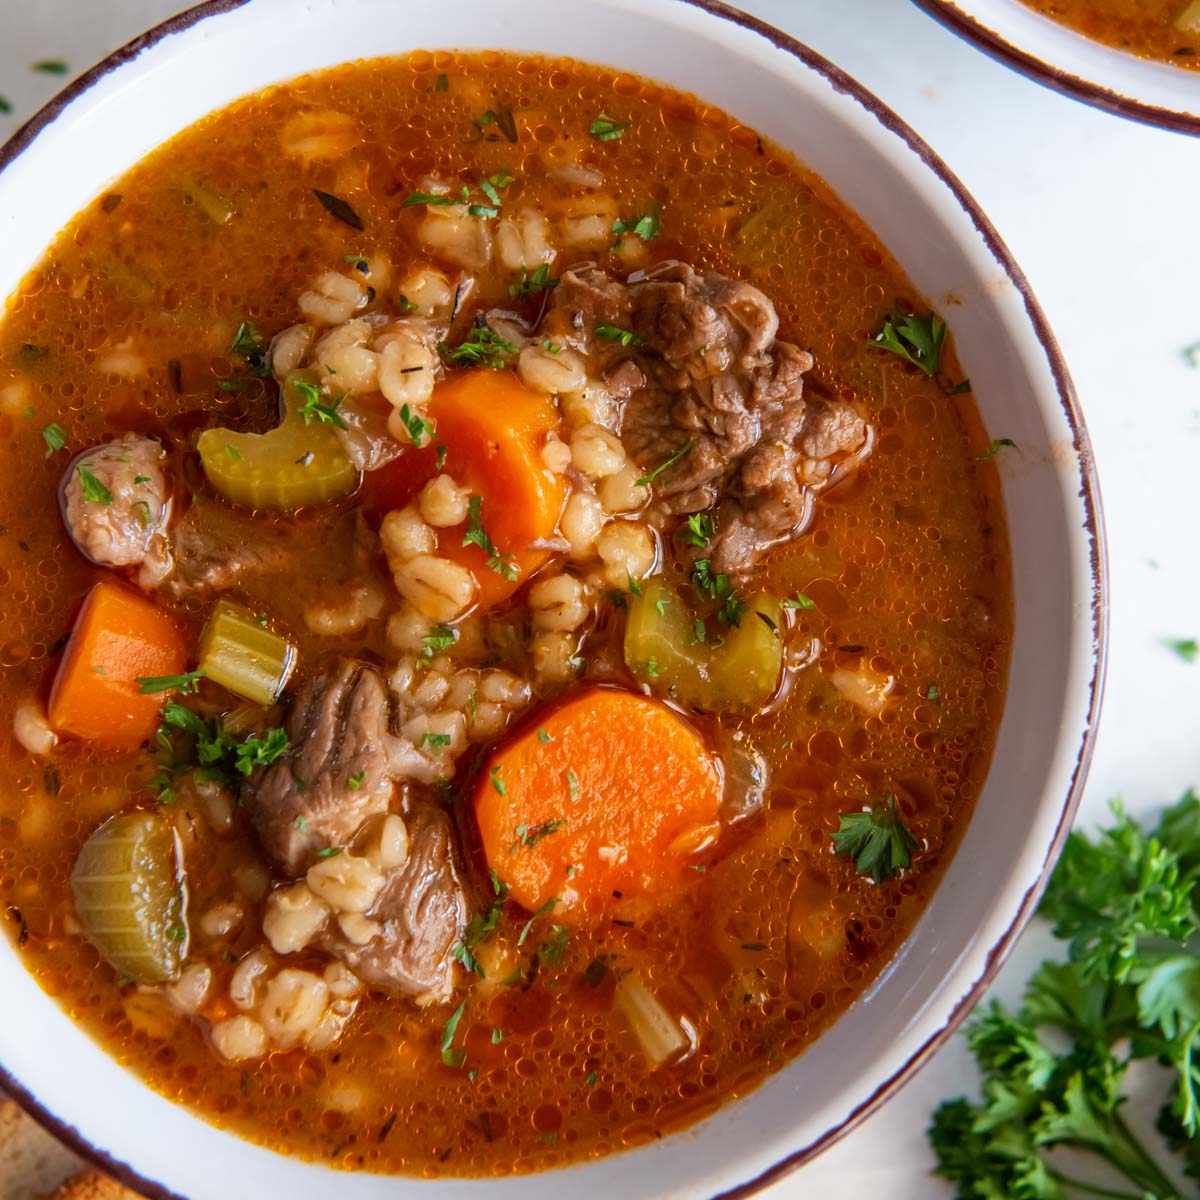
top-left (831, 796), bottom-right (918, 883)
top-left (871, 311), bottom-right (946, 377)
top-left (930, 791), bottom-right (1200, 1199)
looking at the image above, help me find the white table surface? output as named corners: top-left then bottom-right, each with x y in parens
top-left (2, 1), bottom-right (1199, 1195)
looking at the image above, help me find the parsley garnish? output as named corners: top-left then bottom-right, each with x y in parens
top-left (441, 1000), bottom-right (467, 1068)
top-left (135, 669), bottom-right (206, 696)
top-left (977, 438), bottom-right (1016, 461)
top-left (565, 771), bottom-right (579, 802)
top-left (431, 73), bottom-right (449, 92)
top-left (611, 208), bottom-right (661, 242)
top-left (537, 727), bottom-right (551, 744)
top-left (925, 684), bottom-right (941, 700)
top-left (463, 494), bottom-right (518, 581)
top-left (421, 731), bottom-right (453, 755)
top-left (490, 765), bottom-right (506, 797)
top-left (644, 657), bottom-right (659, 679)
top-left (512, 819), bottom-right (566, 852)
top-left (32, 60), bottom-right (69, 75)
top-left (315, 846), bottom-right (343, 860)
top-left (930, 792), bottom-right (1200, 1197)
top-left (294, 380), bottom-right (348, 430)
top-left (76, 464), bottom-right (112, 505)
top-left (692, 558), bottom-right (747, 627)
top-left (491, 1027), bottom-right (503, 1044)
top-left (347, 770), bottom-right (367, 790)
top-left (229, 321), bottom-right (271, 376)
top-left (590, 113), bottom-right (629, 141)
top-left (595, 323), bottom-right (647, 348)
top-left (509, 263), bottom-right (558, 300)
top-left (679, 513), bottom-right (715, 548)
top-left (42, 423), bottom-right (67, 457)
top-left (871, 312), bottom-right (946, 377)
top-left (397, 403), bottom-right (434, 447)
top-left (473, 107), bottom-right (518, 142)
top-left (439, 325), bottom-right (516, 369)
top-left (1168, 638), bottom-right (1198, 664)
top-left (148, 701), bottom-right (288, 803)
top-left (538, 925), bottom-right (569, 966)
top-left (422, 623), bottom-right (456, 659)
top-left (635, 439), bottom-right (692, 487)
top-left (453, 870), bottom-right (510, 977)
top-left (832, 797), bottom-right (918, 883)
top-left (224, 445), bottom-right (241, 461)
top-left (782, 592), bottom-right (816, 611)
top-left (517, 896), bottom-right (560, 946)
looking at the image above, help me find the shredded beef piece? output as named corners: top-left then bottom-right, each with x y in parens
top-left (548, 262), bottom-right (870, 574)
top-left (320, 804), bottom-right (469, 1004)
top-left (244, 660), bottom-right (400, 877)
top-left (59, 434), bottom-right (173, 588)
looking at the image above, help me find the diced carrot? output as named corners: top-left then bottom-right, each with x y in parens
top-left (48, 581), bottom-right (186, 749)
top-left (473, 687), bottom-right (723, 917)
top-left (364, 370), bottom-right (567, 610)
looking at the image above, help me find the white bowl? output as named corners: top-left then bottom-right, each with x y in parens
top-left (916, 0), bottom-right (1200, 133)
top-left (0, 0), bottom-right (1107, 1195)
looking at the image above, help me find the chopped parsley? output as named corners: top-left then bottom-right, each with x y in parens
top-left (41, 422), bottom-right (67, 458)
top-left (925, 684), bottom-right (941, 700)
top-left (611, 208), bottom-right (661, 242)
top-left (463, 494), bottom-right (518, 581)
top-left (344, 254), bottom-right (369, 269)
top-left (422, 623), bottom-right (456, 659)
top-left (473, 107), bottom-right (518, 142)
top-left (871, 311), bottom-right (946, 377)
top-left (586, 1072), bottom-right (598, 1086)
top-left (543, 340), bottom-right (562, 355)
top-left (32, 59), bottom-right (69, 75)
top-left (421, 731), bottom-right (453, 755)
top-left (148, 701), bottom-right (288, 803)
top-left (134, 669), bottom-right (206, 696)
top-left (512, 819), bottom-right (566, 852)
top-left (517, 896), bottom-right (560, 946)
top-left (782, 592), bottom-right (816, 611)
top-left (692, 558), bottom-right (748, 627)
top-left (439, 325), bottom-right (516, 369)
top-left (644, 657), bottom-right (660, 679)
top-left (509, 263), bottom-right (558, 300)
top-left (977, 438), bottom-right (1016, 461)
top-left (315, 846), bottom-right (343, 860)
top-left (347, 770), bottom-right (367, 790)
top-left (491, 1027), bottom-right (503, 1044)
top-left (490, 765), bottom-right (506, 797)
top-left (692, 618), bottom-right (707, 644)
top-left (590, 113), bottom-right (629, 141)
top-left (454, 870), bottom-right (510, 977)
top-left (295, 815), bottom-right (308, 833)
top-left (627, 573), bottom-right (642, 596)
top-left (225, 445), bottom-right (241, 461)
top-left (595, 322), bottom-right (647, 348)
top-left (397, 402), bottom-right (435, 448)
top-left (635, 439), bottom-right (693, 487)
top-left (441, 1000), bottom-right (467, 1068)
top-left (537, 727), bottom-right (551, 744)
top-left (294, 380), bottom-right (348, 429)
top-left (1184, 342), bottom-right (1200, 367)
top-left (76, 464), bottom-right (113, 505)
top-left (565, 771), bottom-right (579, 803)
top-left (832, 796), bottom-right (918, 883)
top-left (1168, 638), bottom-right (1198, 664)
top-left (538, 925), bottom-right (570, 966)
top-left (679, 513), bottom-right (716, 548)
top-left (229, 321), bottom-right (271, 376)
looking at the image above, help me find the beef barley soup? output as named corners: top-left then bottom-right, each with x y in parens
top-left (1016, 0), bottom-right (1200, 68)
top-left (0, 50), bottom-right (1012, 1175)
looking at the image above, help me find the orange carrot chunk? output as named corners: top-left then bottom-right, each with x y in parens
top-left (48, 580), bottom-right (187, 749)
top-left (474, 687), bottom-right (723, 918)
top-left (364, 370), bottom-right (567, 611)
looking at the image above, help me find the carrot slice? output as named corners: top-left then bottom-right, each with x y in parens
top-left (364, 370), bottom-right (567, 610)
top-left (474, 687), bottom-right (723, 917)
top-left (48, 580), bottom-right (186, 749)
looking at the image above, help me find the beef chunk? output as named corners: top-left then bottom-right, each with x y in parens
top-left (321, 804), bottom-right (469, 1003)
top-left (245, 661), bottom-right (399, 876)
top-left (168, 496), bottom-right (296, 597)
top-left (59, 434), bottom-right (173, 588)
top-left (550, 262), bottom-right (870, 575)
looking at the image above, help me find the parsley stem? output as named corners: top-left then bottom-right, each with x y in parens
top-left (1105, 1112), bottom-right (1179, 1198)
top-left (1047, 1172), bottom-right (1144, 1200)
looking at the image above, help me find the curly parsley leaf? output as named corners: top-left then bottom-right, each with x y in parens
top-left (463, 494), bottom-right (518, 581)
top-left (831, 796), bottom-right (918, 883)
top-left (871, 311), bottom-right (946, 377)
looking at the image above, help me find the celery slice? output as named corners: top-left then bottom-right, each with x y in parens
top-left (71, 812), bottom-right (187, 984)
top-left (614, 973), bottom-right (688, 1067)
top-left (198, 599), bottom-right (296, 706)
top-left (197, 370), bottom-right (357, 510)
top-left (624, 579), bottom-right (781, 711)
